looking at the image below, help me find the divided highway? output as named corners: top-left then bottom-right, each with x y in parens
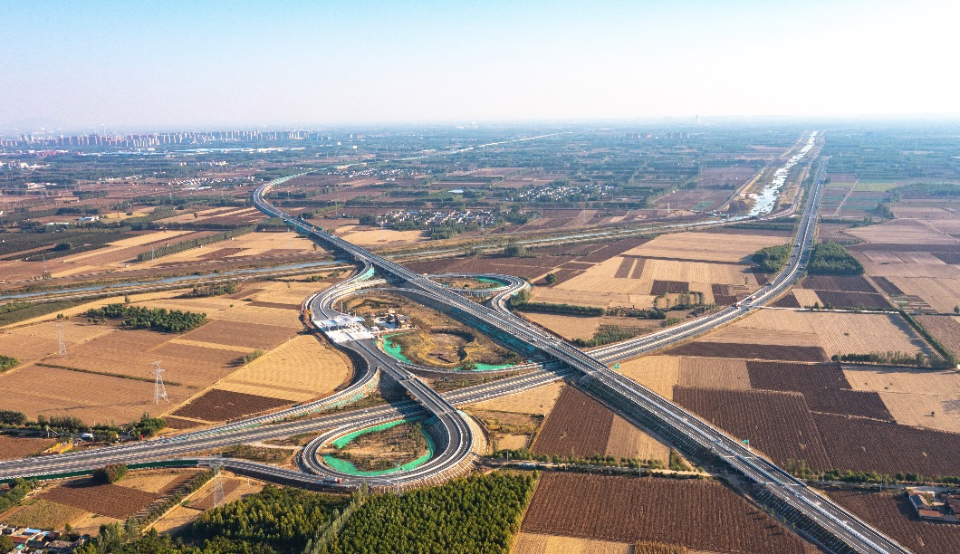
top-left (0, 134), bottom-right (909, 553)
top-left (252, 153), bottom-right (910, 554)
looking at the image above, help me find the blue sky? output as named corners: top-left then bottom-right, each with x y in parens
top-left (1, 0), bottom-right (957, 132)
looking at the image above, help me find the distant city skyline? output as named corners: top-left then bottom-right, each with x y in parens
top-left (2, 0), bottom-right (958, 132)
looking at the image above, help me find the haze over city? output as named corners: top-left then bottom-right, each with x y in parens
top-left (2, 0), bottom-right (959, 133)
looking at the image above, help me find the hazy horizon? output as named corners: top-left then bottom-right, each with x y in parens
top-left (2, 0), bottom-right (958, 134)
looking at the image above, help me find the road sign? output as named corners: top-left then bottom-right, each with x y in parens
top-left (613, 363), bottom-right (620, 370)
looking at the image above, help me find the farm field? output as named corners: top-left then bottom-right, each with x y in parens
top-left (214, 334), bottom-right (351, 402)
top-left (604, 415), bottom-right (670, 463)
top-left (674, 387), bottom-right (832, 469)
top-left (511, 533), bottom-right (632, 554)
top-left (706, 310), bottom-right (931, 358)
top-left (844, 365), bottom-right (960, 431)
top-left (135, 230), bottom-right (318, 271)
top-left (828, 489), bottom-right (960, 554)
top-left (0, 499), bottom-right (87, 530)
top-left (519, 312), bottom-right (600, 341)
top-left (675, 382), bottom-right (960, 475)
top-left (666, 341), bottom-right (827, 363)
top-left (0, 435), bottom-right (56, 459)
top-left (468, 382), bottom-right (564, 416)
top-left (0, 280), bottom-right (321, 423)
top-left (532, 387), bottom-right (613, 458)
top-left (335, 225), bottom-right (428, 245)
top-left (0, 363), bottom-right (192, 423)
top-left (530, 386), bottom-right (670, 463)
top-left (520, 473), bottom-right (808, 552)
top-left (676, 357), bottom-right (751, 390)
top-left (917, 315), bottom-right (960, 356)
top-left (40, 480), bottom-right (159, 520)
top-left (620, 229), bottom-right (786, 264)
top-left (171, 389), bottom-right (291, 422)
top-left (614, 355), bottom-right (680, 400)
top-left (540, 255), bottom-right (755, 310)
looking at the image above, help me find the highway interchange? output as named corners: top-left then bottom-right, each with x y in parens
top-left (0, 136), bottom-right (912, 553)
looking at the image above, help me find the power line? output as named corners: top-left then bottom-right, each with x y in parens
top-left (150, 362), bottom-right (169, 404)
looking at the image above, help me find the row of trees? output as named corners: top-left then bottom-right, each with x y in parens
top-left (86, 304), bottom-right (207, 333)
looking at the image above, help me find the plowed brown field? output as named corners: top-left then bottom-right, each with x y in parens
top-left (521, 473), bottom-right (807, 552)
top-left (172, 389), bottom-right (290, 421)
top-left (41, 481), bottom-right (158, 519)
top-left (830, 489), bottom-right (960, 554)
top-left (673, 387), bottom-right (831, 469)
top-left (532, 387), bottom-right (613, 458)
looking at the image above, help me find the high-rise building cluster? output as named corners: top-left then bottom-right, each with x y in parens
top-left (0, 129), bottom-right (346, 148)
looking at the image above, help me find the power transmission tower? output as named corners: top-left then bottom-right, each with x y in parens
top-left (56, 322), bottom-right (67, 357)
top-left (150, 362), bottom-right (169, 404)
top-left (212, 456), bottom-right (226, 508)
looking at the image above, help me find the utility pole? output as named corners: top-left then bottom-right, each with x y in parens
top-left (151, 362), bottom-right (169, 404)
top-left (56, 322), bottom-right (67, 357)
top-left (212, 455), bottom-right (226, 508)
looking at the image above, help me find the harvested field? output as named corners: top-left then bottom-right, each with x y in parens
top-left (802, 275), bottom-right (877, 293)
top-left (0, 363), bottom-right (187, 422)
top-left (604, 415), bottom-right (670, 463)
top-left (71, 513), bottom-right (122, 536)
top-left (0, 321), bottom-right (115, 366)
top-left (677, 357), bottom-right (751, 390)
top-left (469, 382), bottom-right (564, 416)
top-left (816, 413), bottom-right (960, 476)
top-left (150, 505), bottom-right (202, 534)
top-left (813, 291), bottom-right (890, 310)
top-left (338, 227), bottom-right (428, 245)
top-left (829, 489), bottom-right (960, 554)
top-left (878, 392), bottom-right (960, 433)
top-left (0, 435), bottom-right (56, 459)
top-left (1, 499), bottom-right (86, 530)
top-left (520, 313), bottom-right (599, 341)
top-left (521, 473), bottom-right (807, 552)
top-left (666, 342), bottom-right (828, 363)
top-left (714, 310), bottom-right (929, 358)
top-left (532, 387), bottom-right (613, 458)
top-left (847, 218), bottom-right (959, 245)
top-left (215, 334), bottom-right (351, 402)
top-left (890, 277), bottom-right (960, 312)
top-left (918, 315), bottom-right (960, 356)
top-left (41, 481), bottom-right (158, 519)
top-left (512, 533), bottom-right (632, 554)
top-left (118, 470), bottom-right (196, 494)
top-left (746, 362), bottom-right (892, 421)
top-left (615, 356), bottom-right (680, 400)
top-left (172, 389), bottom-right (290, 422)
top-left (792, 289), bottom-right (822, 308)
top-left (674, 387), bottom-right (832, 469)
top-left (621, 231), bottom-right (786, 264)
top-left (546, 255), bottom-right (756, 310)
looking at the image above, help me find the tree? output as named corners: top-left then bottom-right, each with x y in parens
top-left (0, 535), bottom-right (14, 553)
top-left (544, 273), bottom-right (557, 285)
